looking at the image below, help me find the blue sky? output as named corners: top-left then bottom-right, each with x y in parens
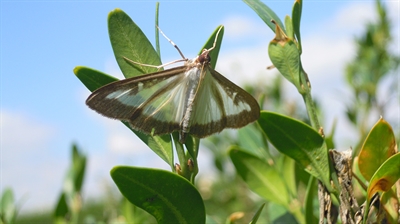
top-left (1, 1), bottom-right (399, 214)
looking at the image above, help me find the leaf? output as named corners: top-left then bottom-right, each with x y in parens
top-left (284, 15), bottom-right (294, 40)
top-left (268, 23), bottom-right (301, 92)
top-left (249, 203), bottom-right (265, 224)
top-left (198, 25), bottom-right (224, 70)
top-left (304, 177), bottom-right (318, 224)
top-left (243, 0), bottom-right (285, 34)
top-left (108, 8), bottom-right (162, 78)
top-left (0, 188), bottom-right (16, 224)
top-left (71, 144), bottom-right (86, 192)
top-left (74, 66), bottom-right (174, 167)
top-left (111, 166), bottom-right (205, 224)
top-left (257, 111), bottom-right (330, 188)
top-left (292, 0), bottom-right (303, 53)
top-left (53, 193), bottom-right (69, 221)
top-left (380, 188), bottom-right (399, 224)
top-left (358, 118), bottom-right (397, 181)
top-left (267, 203), bottom-right (297, 224)
top-left (229, 147), bottom-right (289, 206)
top-left (74, 66), bottom-right (118, 92)
top-left (279, 155), bottom-right (296, 196)
top-left (367, 153), bottom-right (400, 199)
top-left (238, 123), bottom-right (269, 158)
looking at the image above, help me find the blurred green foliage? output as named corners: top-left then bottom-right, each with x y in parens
top-left (9, 0), bottom-right (399, 223)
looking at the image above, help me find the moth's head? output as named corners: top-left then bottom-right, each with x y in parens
top-left (198, 49), bottom-right (211, 64)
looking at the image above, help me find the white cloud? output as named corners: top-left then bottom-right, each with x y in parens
top-left (221, 15), bottom-right (262, 40)
top-left (104, 119), bottom-right (149, 155)
top-left (217, 43), bottom-right (270, 85)
top-left (0, 110), bottom-right (64, 212)
top-left (0, 110), bottom-right (55, 156)
top-left (330, 2), bottom-right (375, 33)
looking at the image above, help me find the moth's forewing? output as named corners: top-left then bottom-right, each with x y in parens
top-left (188, 65), bottom-right (260, 138)
top-left (86, 66), bottom-right (190, 135)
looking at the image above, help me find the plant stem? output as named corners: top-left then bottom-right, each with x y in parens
top-left (155, 2), bottom-right (160, 57)
top-left (300, 69), bottom-right (321, 131)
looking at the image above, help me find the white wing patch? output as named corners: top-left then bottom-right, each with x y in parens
top-left (182, 65), bottom-right (260, 139)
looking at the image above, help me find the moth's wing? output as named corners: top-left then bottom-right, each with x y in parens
top-left (189, 66), bottom-right (260, 138)
top-left (86, 66), bottom-right (190, 135)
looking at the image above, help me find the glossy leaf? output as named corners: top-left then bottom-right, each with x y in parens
top-left (198, 25), bottom-right (224, 70)
top-left (381, 188), bottom-right (399, 223)
top-left (268, 22), bottom-right (301, 92)
top-left (108, 9), bottom-right (161, 78)
top-left (258, 111), bottom-right (330, 188)
top-left (111, 166), bottom-right (205, 224)
top-left (74, 66), bottom-right (174, 167)
top-left (367, 153), bottom-right (400, 199)
top-left (292, 0), bottom-right (303, 53)
top-left (229, 147), bottom-right (289, 206)
top-left (358, 117), bottom-right (397, 181)
top-left (243, 0), bottom-right (285, 34)
top-left (74, 66), bottom-right (118, 92)
top-left (249, 203), bottom-right (265, 224)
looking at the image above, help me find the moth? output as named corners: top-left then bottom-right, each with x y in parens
top-left (86, 27), bottom-right (260, 143)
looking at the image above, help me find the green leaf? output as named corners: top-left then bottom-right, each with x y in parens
top-left (243, 0), bottom-right (285, 34)
top-left (358, 117), bottom-right (397, 181)
top-left (238, 123), bottom-right (269, 158)
top-left (111, 166), bottom-right (205, 224)
top-left (53, 193), bottom-right (69, 222)
top-left (292, 0), bottom-right (303, 53)
top-left (257, 111), bottom-right (330, 188)
top-left (71, 144), bottom-right (86, 192)
top-left (278, 155), bottom-right (296, 197)
top-left (267, 203), bottom-right (297, 224)
top-left (364, 153), bottom-right (400, 222)
top-left (229, 147), bottom-right (289, 206)
top-left (185, 136), bottom-right (200, 160)
top-left (284, 15), bottom-right (294, 40)
top-left (381, 188), bottom-right (399, 224)
top-left (198, 25), bottom-right (224, 70)
top-left (206, 215), bottom-right (219, 224)
top-left (1, 188), bottom-right (16, 224)
top-left (74, 66), bottom-right (174, 167)
top-left (304, 177), bottom-right (318, 224)
top-left (74, 66), bottom-right (118, 92)
top-left (108, 8), bottom-right (162, 78)
top-left (268, 24), bottom-right (301, 92)
top-left (249, 203), bottom-right (265, 224)
top-left (367, 153), bottom-right (400, 199)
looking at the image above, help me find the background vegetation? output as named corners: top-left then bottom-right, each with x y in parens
top-left (2, 0), bottom-right (398, 223)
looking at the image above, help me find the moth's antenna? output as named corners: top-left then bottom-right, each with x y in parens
top-left (157, 26), bottom-right (186, 60)
top-left (208, 26), bottom-right (223, 52)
